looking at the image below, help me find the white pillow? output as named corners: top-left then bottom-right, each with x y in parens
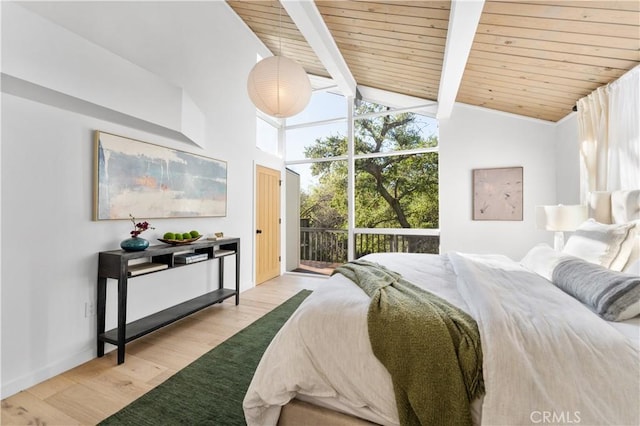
top-left (521, 243), bottom-right (573, 281)
top-left (621, 224), bottom-right (639, 272)
top-left (562, 219), bottom-right (634, 269)
top-left (624, 259), bottom-right (640, 276)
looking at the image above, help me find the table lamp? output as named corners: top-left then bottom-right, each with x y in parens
top-left (536, 204), bottom-right (588, 251)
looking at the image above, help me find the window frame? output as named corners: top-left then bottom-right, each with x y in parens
top-left (284, 93), bottom-right (440, 261)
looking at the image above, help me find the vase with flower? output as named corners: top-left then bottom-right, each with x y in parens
top-left (120, 214), bottom-right (154, 251)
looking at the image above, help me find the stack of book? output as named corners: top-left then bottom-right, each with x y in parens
top-left (128, 262), bottom-right (169, 277)
top-left (174, 252), bottom-right (209, 264)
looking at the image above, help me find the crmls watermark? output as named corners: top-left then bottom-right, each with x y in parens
top-left (530, 411), bottom-right (581, 424)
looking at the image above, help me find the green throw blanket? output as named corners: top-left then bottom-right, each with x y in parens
top-left (333, 259), bottom-right (484, 426)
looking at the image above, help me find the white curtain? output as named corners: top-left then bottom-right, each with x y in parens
top-left (578, 65), bottom-right (640, 202)
top-left (608, 67), bottom-right (640, 191)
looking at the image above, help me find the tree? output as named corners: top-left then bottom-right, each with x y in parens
top-left (301, 102), bottom-right (439, 254)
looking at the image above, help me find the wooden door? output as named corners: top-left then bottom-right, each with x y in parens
top-left (256, 165), bottom-right (281, 284)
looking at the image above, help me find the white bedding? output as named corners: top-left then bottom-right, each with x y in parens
top-left (607, 315), bottom-right (640, 348)
top-left (243, 252), bottom-right (640, 426)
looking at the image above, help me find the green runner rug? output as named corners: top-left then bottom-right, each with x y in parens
top-left (100, 290), bottom-right (312, 426)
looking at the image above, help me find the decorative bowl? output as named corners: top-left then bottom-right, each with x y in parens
top-left (121, 237), bottom-right (150, 251)
top-left (158, 235), bottom-right (203, 245)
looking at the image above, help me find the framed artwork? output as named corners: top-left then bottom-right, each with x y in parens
top-left (93, 131), bottom-right (227, 220)
top-left (472, 166), bottom-right (523, 221)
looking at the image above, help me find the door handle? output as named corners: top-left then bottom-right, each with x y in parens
top-left (256, 229), bottom-right (262, 234)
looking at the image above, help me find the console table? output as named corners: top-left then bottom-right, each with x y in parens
top-left (97, 238), bottom-right (240, 364)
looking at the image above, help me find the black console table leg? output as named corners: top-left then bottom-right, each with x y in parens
top-left (235, 243), bottom-right (240, 305)
top-left (117, 276), bottom-right (128, 364)
top-left (97, 277), bottom-right (107, 357)
top-left (218, 256), bottom-right (224, 291)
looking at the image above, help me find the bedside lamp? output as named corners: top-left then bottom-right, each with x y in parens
top-left (536, 205), bottom-right (588, 251)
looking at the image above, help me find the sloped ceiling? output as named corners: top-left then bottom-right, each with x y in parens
top-left (228, 0), bottom-right (640, 122)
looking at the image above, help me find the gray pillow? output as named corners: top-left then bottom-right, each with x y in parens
top-left (552, 258), bottom-right (640, 321)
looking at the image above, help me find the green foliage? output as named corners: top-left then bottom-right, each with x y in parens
top-left (301, 104), bottom-right (439, 239)
top-left (304, 135), bottom-right (348, 163)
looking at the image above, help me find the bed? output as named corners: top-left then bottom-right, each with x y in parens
top-left (243, 190), bottom-right (640, 426)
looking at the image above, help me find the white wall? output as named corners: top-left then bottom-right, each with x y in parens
top-left (1, 3), bottom-right (275, 397)
top-left (439, 103), bottom-right (558, 259)
top-left (2, 2), bottom-right (205, 147)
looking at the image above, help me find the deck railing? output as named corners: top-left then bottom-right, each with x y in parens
top-left (300, 227), bottom-right (440, 264)
top-left (300, 228), bottom-right (348, 264)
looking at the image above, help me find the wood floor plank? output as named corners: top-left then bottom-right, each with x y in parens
top-left (1, 391), bottom-right (82, 426)
top-left (125, 339), bottom-right (202, 371)
top-left (78, 369), bottom-right (155, 406)
top-left (24, 374), bottom-right (76, 400)
top-left (44, 383), bottom-right (124, 425)
top-left (152, 318), bottom-right (234, 346)
top-left (146, 368), bottom-right (179, 387)
top-left (150, 316), bottom-right (225, 342)
top-left (108, 353), bottom-right (169, 384)
top-left (62, 353), bottom-right (116, 384)
top-left (141, 331), bottom-right (213, 359)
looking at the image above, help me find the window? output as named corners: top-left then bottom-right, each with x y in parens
top-left (286, 91), bottom-right (346, 126)
top-left (285, 94), bottom-right (439, 274)
top-left (354, 152), bottom-right (438, 229)
top-left (285, 122), bottom-right (347, 162)
top-left (354, 102), bottom-right (437, 155)
top-left (256, 116), bottom-right (279, 156)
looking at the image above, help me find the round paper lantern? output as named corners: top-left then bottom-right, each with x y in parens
top-left (247, 56), bottom-right (312, 118)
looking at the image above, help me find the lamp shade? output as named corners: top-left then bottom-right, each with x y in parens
top-left (247, 56), bottom-right (312, 118)
top-left (536, 205), bottom-right (588, 232)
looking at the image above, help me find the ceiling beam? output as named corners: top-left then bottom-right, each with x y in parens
top-left (281, 0), bottom-right (356, 98)
top-left (436, 0), bottom-right (485, 119)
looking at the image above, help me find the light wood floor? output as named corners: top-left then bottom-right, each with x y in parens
top-left (1, 273), bottom-right (324, 426)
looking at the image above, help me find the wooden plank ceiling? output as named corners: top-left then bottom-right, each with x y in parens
top-left (228, 1), bottom-right (329, 78)
top-left (228, 0), bottom-right (640, 122)
top-left (461, 0), bottom-right (640, 121)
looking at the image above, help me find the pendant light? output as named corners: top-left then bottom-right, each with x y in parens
top-left (247, 3), bottom-right (311, 118)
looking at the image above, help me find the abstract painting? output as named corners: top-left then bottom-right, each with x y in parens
top-left (94, 131), bottom-right (227, 220)
top-left (472, 166), bottom-right (523, 221)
